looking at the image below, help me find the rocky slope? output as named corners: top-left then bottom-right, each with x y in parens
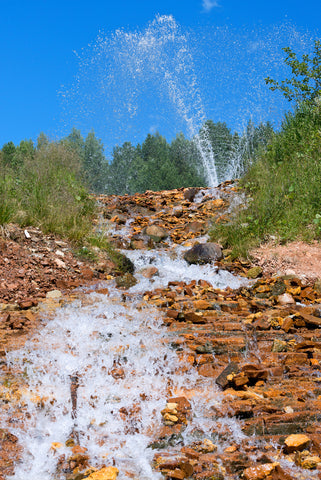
top-left (1, 182), bottom-right (321, 480)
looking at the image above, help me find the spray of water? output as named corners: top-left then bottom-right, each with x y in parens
top-left (59, 16), bottom-right (317, 186)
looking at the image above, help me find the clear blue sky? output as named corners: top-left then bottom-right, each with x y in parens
top-left (1, 0), bottom-right (320, 152)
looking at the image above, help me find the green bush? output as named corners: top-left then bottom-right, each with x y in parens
top-left (210, 103), bottom-right (321, 258)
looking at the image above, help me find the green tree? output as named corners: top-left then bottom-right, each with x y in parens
top-left (107, 142), bottom-right (137, 195)
top-left (1, 142), bottom-right (16, 167)
top-left (13, 139), bottom-right (35, 168)
top-left (200, 120), bottom-right (234, 182)
top-left (37, 132), bottom-right (50, 150)
top-left (63, 127), bottom-right (85, 159)
top-left (84, 130), bottom-right (106, 192)
top-left (265, 39), bottom-right (321, 106)
top-left (169, 133), bottom-right (205, 187)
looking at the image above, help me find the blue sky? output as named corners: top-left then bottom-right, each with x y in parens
top-left (1, 0), bottom-right (320, 151)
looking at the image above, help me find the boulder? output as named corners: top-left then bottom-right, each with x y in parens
top-left (115, 273), bottom-right (137, 289)
top-left (144, 225), bottom-right (168, 243)
top-left (183, 243), bottom-right (223, 265)
top-left (184, 188), bottom-right (198, 202)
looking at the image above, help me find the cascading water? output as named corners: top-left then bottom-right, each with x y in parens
top-left (1, 185), bottom-right (319, 480)
top-left (2, 227), bottom-right (247, 480)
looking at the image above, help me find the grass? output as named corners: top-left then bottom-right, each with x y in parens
top-left (0, 142), bottom-right (94, 241)
top-left (0, 140), bottom-right (133, 273)
top-left (210, 103), bottom-right (321, 258)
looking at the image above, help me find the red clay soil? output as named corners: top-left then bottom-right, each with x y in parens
top-left (252, 240), bottom-right (321, 284)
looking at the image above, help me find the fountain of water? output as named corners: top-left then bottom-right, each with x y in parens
top-left (60, 15), bottom-right (315, 188)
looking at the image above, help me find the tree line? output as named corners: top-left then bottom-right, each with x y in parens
top-left (0, 120), bottom-right (274, 195)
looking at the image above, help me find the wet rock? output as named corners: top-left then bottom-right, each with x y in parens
top-left (300, 455), bottom-right (321, 469)
top-left (246, 267), bottom-right (263, 279)
top-left (184, 311), bottom-right (206, 324)
top-left (242, 462), bottom-right (279, 480)
top-left (86, 467), bottom-right (119, 480)
top-left (241, 364), bottom-right (268, 383)
top-left (271, 280), bottom-right (286, 296)
top-left (272, 339), bottom-right (288, 352)
top-left (114, 252), bottom-right (135, 273)
top-left (184, 243), bottom-right (223, 265)
top-left (184, 188), bottom-right (198, 202)
top-left (284, 434), bottom-right (311, 453)
top-left (141, 266), bottom-right (159, 278)
top-left (215, 362), bottom-right (240, 389)
top-left (277, 293), bottom-right (295, 305)
top-left (314, 279), bottom-right (321, 295)
top-left (172, 206), bottom-right (183, 217)
top-left (115, 273), bottom-right (137, 289)
top-left (46, 289), bottom-right (62, 299)
top-left (145, 225), bottom-right (169, 242)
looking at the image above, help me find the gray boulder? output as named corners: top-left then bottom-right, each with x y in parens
top-left (144, 225), bottom-right (169, 243)
top-left (183, 242), bottom-right (223, 265)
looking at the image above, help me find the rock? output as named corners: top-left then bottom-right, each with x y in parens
top-left (114, 253), bottom-right (135, 273)
top-left (86, 467), bottom-right (119, 480)
top-left (145, 225), bottom-right (168, 242)
top-left (246, 267), bottom-right (263, 279)
top-left (241, 364), bottom-right (268, 383)
top-left (195, 438), bottom-right (217, 453)
top-left (184, 188), bottom-right (198, 202)
top-left (271, 339), bottom-right (288, 352)
top-left (183, 243), bottom-right (223, 265)
top-left (300, 455), bottom-right (321, 469)
top-left (277, 293), bottom-right (295, 305)
top-left (115, 273), bottom-right (137, 289)
top-left (55, 258), bottom-right (67, 269)
top-left (184, 311), bottom-right (206, 324)
top-left (284, 434), bottom-right (311, 453)
top-left (18, 299), bottom-right (37, 309)
top-left (314, 279), bottom-right (321, 295)
top-left (172, 206), bottom-right (183, 217)
top-left (46, 290), bottom-right (62, 299)
top-left (141, 266), bottom-right (159, 278)
top-left (184, 221), bottom-right (206, 234)
top-left (215, 362), bottom-right (240, 389)
top-left (243, 463), bottom-right (278, 480)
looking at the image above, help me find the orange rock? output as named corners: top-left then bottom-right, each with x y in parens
top-left (284, 434), bottom-right (311, 453)
top-left (198, 364), bottom-right (217, 378)
top-left (193, 300), bottom-right (212, 310)
top-left (86, 467), bottom-right (119, 480)
top-left (243, 463), bottom-right (278, 480)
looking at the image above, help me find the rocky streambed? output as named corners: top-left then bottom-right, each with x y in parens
top-left (1, 183), bottom-right (321, 480)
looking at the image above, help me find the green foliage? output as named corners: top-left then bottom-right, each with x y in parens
top-left (0, 139), bottom-right (95, 241)
top-left (210, 103), bottom-right (321, 257)
top-left (199, 120), bottom-right (235, 183)
top-left (265, 39), bottom-right (321, 106)
top-left (106, 132), bottom-right (206, 195)
top-left (84, 129), bottom-right (106, 193)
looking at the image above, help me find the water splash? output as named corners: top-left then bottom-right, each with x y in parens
top-left (60, 16), bottom-right (317, 187)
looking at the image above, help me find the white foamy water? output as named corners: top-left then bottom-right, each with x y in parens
top-left (126, 245), bottom-right (248, 293)
top-left (2, 241), bottom-right (249, 479)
